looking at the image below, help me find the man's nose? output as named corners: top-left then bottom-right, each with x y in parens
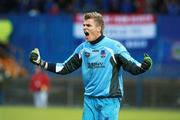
top-left (83, 26), bottom-right (87, 31)
top-left (83, 26), bottom-right (87, 29)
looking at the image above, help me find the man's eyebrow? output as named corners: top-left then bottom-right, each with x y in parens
top-left (83, 23), bottom-right (91, 26)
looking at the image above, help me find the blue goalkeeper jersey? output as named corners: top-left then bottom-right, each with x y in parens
top-left (47, 35), bottom-right (144, 98)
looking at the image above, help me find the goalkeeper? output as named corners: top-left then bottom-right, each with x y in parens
top-left (29, 12), bottom-right (152, 120)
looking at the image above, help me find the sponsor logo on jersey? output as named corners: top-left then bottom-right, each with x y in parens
top-left (88, 62), bottom-right (105, 68)
top-left (92, 49), bottom-right (99, 52)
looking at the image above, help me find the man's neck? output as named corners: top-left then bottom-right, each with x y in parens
top-left (89, 35), bottom-right (104, 45)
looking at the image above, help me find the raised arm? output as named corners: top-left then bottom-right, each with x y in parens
top-left (118, 52), bottom-right (152, 75)
top-left (115, 42), bottom-right (152, 75)
top-left (29, 48), bottom-right (82, 75)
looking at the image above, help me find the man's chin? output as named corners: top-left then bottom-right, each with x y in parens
top-left (85, 36), bottom-right (91, 41)
top-left (85, 36), bottom-right (94, 42)
top-left (85, 39), bottom-right (90, 42)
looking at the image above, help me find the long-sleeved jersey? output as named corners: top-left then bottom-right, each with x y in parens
top-left (46, 35), bottom-right (145, 98)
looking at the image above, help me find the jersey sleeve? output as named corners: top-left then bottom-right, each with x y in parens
top-left (46, 44), bottom-right (83, 75)
top-left (116, 42), bottom-right (145, 75)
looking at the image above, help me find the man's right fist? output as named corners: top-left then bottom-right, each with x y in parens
top-left (29, 48), bottom-right (41, 65)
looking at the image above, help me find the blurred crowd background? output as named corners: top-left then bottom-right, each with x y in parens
top-left (0, 0), bottom-right (179, 15)
top-left (0, 0), bottom-right (180, 108)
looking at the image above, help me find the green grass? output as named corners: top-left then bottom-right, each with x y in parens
top-left (120, 108), bottom-right (180, 120)
top-left (0, 106), bottom-right (179, 120)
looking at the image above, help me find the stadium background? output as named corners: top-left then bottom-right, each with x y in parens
top-left (0, 0), bottom-right (180, 119)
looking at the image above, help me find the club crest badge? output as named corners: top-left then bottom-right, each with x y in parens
top-left (101, 50), bottom-right (106, 58)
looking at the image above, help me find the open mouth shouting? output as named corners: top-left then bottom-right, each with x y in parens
top-left (84, 31), bottom-right (89, 36)
top-left (84, 31), bottom-right (89, 40)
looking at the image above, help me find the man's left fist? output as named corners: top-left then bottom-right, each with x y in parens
top-left (141, 53), bottom-right (152, 70)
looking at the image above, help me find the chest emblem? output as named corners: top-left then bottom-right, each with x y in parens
top-left (101, 50), bottom-right (106, 58)
top-left (85, 51), bottom-right (90, 58)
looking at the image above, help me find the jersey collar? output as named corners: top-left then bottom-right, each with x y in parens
top-left (89, 35), bottom-right (105, 45)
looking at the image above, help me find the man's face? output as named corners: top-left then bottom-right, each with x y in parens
top-left (83, 18), bottom-right (101, 42)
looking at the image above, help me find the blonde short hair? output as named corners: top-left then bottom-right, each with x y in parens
top-left (84, 12), bottom-right (104, 34)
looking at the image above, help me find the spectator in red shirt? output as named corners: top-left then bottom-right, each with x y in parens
top-left (29, 66), bottom-right (50, 108)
